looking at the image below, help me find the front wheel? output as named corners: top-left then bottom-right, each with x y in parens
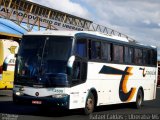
top-left (134, 89), bottom-right (143, 109)
top-left (84, 92), bottom-right (95, 115)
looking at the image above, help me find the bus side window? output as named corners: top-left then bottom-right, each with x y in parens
top-left (76, 39), bottom-right (87, 58)
top-left (124, 46), bottom-right (134, 64)
top-left (149, 50), bottom-right (157, 66)
top-left (101, 42), bottom-right (111, 61)
top-left (152, 50), bottom-right (157, 66)
top-left (134, 48), bottom-right (142, 65)
top-left (143, 49), bottom-right (149, 65)
top-left (91, 41), bottom-right (101, 59)
top-left (113, 45), bottom-right (124, 63)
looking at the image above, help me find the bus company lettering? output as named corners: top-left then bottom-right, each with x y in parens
top-left (48, 88), bottom-right (64, 93)
top-left (145, 70), bottom-right (156, 76)
top-left (139, 68), bottom-right (156, 77)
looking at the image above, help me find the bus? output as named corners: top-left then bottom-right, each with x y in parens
top-left (0, 39), bottom-right (19, 89)
top-left (158, 61), bottom-right (160, 86)
top-left (13, 31), bottom-right (157, 114)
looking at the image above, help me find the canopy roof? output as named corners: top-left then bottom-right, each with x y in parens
top-left (0, 18), bottom-right (26, 38)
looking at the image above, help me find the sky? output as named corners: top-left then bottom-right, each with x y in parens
top-left (28, 0), bottom-right (160, 60)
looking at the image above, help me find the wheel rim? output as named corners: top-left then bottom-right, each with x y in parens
top-left (137, 94), bottom-right (142, 106)
top-left (86, 98), bottom-right (94, 113)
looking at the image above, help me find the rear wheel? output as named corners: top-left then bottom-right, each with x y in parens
top-left (84, 92), bottom-right (95, 115)
top-left (134, 89), bottom-right (143, 109)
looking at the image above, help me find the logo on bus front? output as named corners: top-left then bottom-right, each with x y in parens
top-left (35, 92), bottom-right (39, 96)
top-left (48, 88), bottom-right (64, 93)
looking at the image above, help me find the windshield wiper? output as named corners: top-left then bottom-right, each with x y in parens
top-left (41, 37), bottom-right (49, 67)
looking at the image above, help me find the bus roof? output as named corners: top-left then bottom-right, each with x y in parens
top-left (25, 30), bottom-right (131, 42)
top-left (25, 30), bottom-right (157, 49)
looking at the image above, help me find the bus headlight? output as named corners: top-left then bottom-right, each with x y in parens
top-left (52, 94), bottom-right (68, 98)
top-left (15, 91), bottom-right (24, 96)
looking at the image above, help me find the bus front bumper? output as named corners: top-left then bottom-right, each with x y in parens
top-left (13, 93), bottom-right (70, 109)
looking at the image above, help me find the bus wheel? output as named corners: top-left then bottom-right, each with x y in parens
top-left (84, 92), bottom-right (95, 115)
top-left (135, 89), bottom-right (143, 109)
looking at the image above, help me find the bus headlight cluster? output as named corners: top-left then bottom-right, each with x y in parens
top-left (52, 94), bottom-right (68, 98)
top-left (19, 87), bottom-right (24, 91)
top-left (15, 91), bottom-right (24, 96)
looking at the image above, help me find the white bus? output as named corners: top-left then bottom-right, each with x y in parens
top-left (158, 62), bottom-right (160, 86)
top-left (13, 31), bottom-right (158, 114)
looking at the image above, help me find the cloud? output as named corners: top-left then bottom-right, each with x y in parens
top-left (80, 0), bottom-right (160, 57)
top-left (83, 0), bottom-right (160, 27)
top-left (28, 0), bottom-right (90, 19)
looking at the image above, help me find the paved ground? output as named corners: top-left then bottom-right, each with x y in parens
top-left (0, 88), bottom-right (160, 120)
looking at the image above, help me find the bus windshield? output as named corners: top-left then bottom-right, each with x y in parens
top-left (15, 35), bottom-right (73, 87)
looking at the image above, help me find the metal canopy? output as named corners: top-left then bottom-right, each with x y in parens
top-left (0, 0), bottom-right (136, 42)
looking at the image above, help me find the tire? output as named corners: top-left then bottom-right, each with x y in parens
top-left (84, 92), bottom-right (95, 115)
top-left (134, 89), bottom-right (143, 109)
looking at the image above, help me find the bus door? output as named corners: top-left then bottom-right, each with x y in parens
top-left (70, 38), bottom-right (88, 85)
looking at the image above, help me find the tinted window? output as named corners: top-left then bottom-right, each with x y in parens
top-left (91, 41), bottom-right (101, 59)
top-left (113, 45), bottom-right (124, 63)
top-left (101, 42), bottom-right (111, 61)
top-left (17, 36), bottom-right (72, 76)
top-left (134, 48), bottom-right (142, 64)
top-left (149, 50), bottom-right (157, 66)
top-left (124, 47), bottom-right (134, 64)
top-left (143, 49), bottom-right (150, 65)
top-left (76, 39), bottom-right (87, 58)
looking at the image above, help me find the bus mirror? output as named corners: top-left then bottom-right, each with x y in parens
top-left (67, 56), bottom-right (75, 76)
top-left (67, 56), bottom-right (75, 68)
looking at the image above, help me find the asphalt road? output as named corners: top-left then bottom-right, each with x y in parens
top-left (0, 88), bottom-right (160, 120)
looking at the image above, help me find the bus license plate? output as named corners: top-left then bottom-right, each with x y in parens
top-left (32, 100), bottom-right (42, 104)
